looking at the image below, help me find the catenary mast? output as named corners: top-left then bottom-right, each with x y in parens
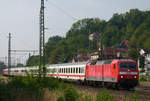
top-left (39, 0), bottom-right (46, 77)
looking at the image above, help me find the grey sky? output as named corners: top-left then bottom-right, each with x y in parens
top-left (0, 0), bottom-right (150, 64)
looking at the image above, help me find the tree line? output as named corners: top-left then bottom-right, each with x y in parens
top-left (26, 9), bottom-right (150, 66)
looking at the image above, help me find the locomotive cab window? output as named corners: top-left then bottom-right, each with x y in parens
top-left (119, 63), bottom-right (136, 69)
top-left (114, 64), bottom-right (116, 69)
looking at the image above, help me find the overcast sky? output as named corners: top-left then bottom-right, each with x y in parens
top-left (0, 0), bottom-right (150, 64)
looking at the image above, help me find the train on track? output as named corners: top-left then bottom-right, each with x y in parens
top-left (2, 59), bottom-right (139, 89)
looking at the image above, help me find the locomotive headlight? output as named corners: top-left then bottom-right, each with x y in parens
top-left (121, 76), bottom-right (123, 78)
top-left (134, 76), bottom-right (137, 78)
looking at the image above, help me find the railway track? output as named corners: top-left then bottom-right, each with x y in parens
top-left (73, 83), bottom-right (150, 101)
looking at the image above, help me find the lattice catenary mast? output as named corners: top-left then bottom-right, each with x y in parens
top-left (39, 0), bottom-right (46, 77)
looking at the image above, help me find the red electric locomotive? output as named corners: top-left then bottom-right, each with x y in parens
top-left (86, 59), bottom-right (139, 89)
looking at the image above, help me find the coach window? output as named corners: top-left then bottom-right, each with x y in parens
top-left (70, 68), bottom-right (72, 73)
top-left (71, 68), bottom-right (72, 73)
top-left (79, 68), bottom-right (81, 73)
top-left (15, 70), bottom-right (18, 72)
top-left (65, 68), bottom-right (67, 73)
top-left (73, 68), bottom-right (75, 73)
top-left (76, 68), bottom-right (78, 73)
top-left (69, 68), bottom-right (70, 73)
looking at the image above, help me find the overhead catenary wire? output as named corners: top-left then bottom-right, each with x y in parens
top-left (48, 0), bottom-right (77, 21)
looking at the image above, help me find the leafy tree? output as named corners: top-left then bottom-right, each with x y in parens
top-left (0, 61), bottom-right (6, 74)
top-left (26, 55), bottom-right (39, 66)
top-left (27, 9), bottom-right (150, 65)
top-left (139, 55), bottom-right (145, 68)
top-left (16, 63), bottom-right (24, 67)
top-left (128, 48), bottom-right (140, 61)
top-left (66, 18), bottom-right (106, 38)
top-left (45, 36), bottom-right (64, 63)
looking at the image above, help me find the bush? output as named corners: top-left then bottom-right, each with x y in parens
top-left (0, 76), bottom-right (75, 101)
top-left (57, 96), bottom-right (65, 101)
top-left (0, 76), bottom-right (44, 101)
top-left (140, 69), bottom-right (145, 73)
top-left (64, 87), bottom-right (79, 101)
top-left (139, 76), bottom-right (147, 82)
top-left (0, 76), bottom-right (60, 101)
top-left (96, 89), bottom-right (115, 101)
top-left (39, 77), bottom-right (59, 90)
top-left (0, 81), bottom-right (12, 101)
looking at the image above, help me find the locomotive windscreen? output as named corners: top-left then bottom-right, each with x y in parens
top-left (119, 62), bottom-right (136, 69)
